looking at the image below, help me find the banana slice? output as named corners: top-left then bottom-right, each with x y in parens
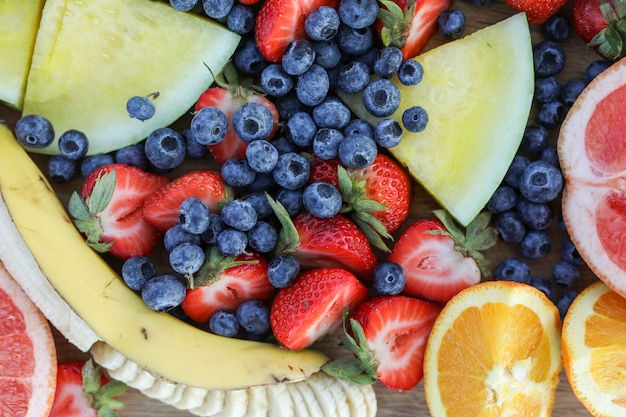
top-left (243, 385), bottom-right (269, 417)
top-left (285, 380), bottom-right (311, 417)
top-left (335, 377), bottom-right (372, 417)
top-left (293, 376), bottom-right (324, 417)
top-left (189, 389), bottom-right (226, 416)
top-left (267, 382), bottom-right (294, 417)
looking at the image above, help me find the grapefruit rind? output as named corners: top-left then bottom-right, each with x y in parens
top-left (22, 0), bottom-right (240, 156)
top-left (558, 57), bottom-right (626, 298)
top-left (339, 13), bottom-right (534, 226)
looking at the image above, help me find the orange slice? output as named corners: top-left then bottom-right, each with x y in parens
top-left (0, 261), bottom-right (57, 417)
top-left (562, 281), bottom-right (626, 417)
top-left (423, 280), bottom-right (562, 417)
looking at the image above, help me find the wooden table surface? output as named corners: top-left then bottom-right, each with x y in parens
top-left (0, 0), bottom-right (603, 415)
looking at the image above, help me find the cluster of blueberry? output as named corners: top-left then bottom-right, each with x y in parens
top-left (487, 14), bottom-right (612, 320)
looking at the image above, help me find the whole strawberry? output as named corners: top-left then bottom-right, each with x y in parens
top-left (503, 0), bottom-right (568, 24)
top-left (573, 0), bottom-right (626, 60)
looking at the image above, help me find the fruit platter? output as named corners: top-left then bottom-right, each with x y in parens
top-left (1, 0), bottom-right (625, 415)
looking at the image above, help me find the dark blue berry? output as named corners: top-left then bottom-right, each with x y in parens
top-left (336, 24), bottom-right (373, 55)
top-left (584, 59), bottom-right (612, 83)
top-left (169, 242), bottom-right (205, 275)
top-left (273, 152), bottom-right (311, 190)
top-left (372, 261), bottom-right (405, 295)
top-left (495, 211), bottom-right (527, 243)
top-left (286, 111), bottom-right (317, 147)
top-left (15, 114), bottom-right (55, 148)
top-left (209, 311), bottom-right (240, 337)
top-left (217, 228), bottom-right (248, 256)
top-left (141, 275), bottom-right (186, 312)
top-left (226, 3), bottom-right (255, 35)
top-left (521, 124), bottom-right (549, 153)
top-left (561, 79), bottom-right (586, 105)
top-left (534, 76), bottom-right (561, 103)
top-left (221, 199), bottom-right (258, 231)
top-left (338, 0), bottom-right (379, 29)
top-left (494, 258), bottom-right (531, 283)
top-left (337, 61), bottom-right (371, 94)
top-left (520, 230), bottom-right (552, 260)
top-left (313, 127), bottom-right (344, 160)
top-left (126, 95), bottom-right (156, 121)
top-left (200, 214), bottom-right (227, 245)
top-left (373, 46), bottom-right (403, 79)
top-left (268, 255), bottom-right (300, 288)
top-left (282, 39), bottom-right (316, 76)
top-left (80, 154), bottom-right (115, 178)
top-left (169, 0), bottom-right (200, 12)
top-left (182, 128), bottom-right (208, 159)
top-left (312, 96), bottom-right (351, 129)
top-left (58, 129), bottom-right (89, 160)
top-left (144, 127), bottom-right (186, 170)
top-left (486, 185), bottom-right (518, 214)
top-left (246, 140), bottom-right (279, 173)
top-left (437, 9), bottom-right (466, 39)
top-left (303, 181), bottom-right (343, 218)
top-left (233, 39), bottom-right (267, 75)
top-left (244, 192), bottom-right (273, 220)
top-left (504, 155), bottom-right (530, 189)
top-left (271, 135), bottom-right (300, 155)
top-left (397, 60), bottom-right (424, 86)
top-left (179, 197), bottom-right (210, 235)
top-left (544, 14), bottom-right (570, 41)
top-left (516, 198), bottom-right (553, 230)
top-left (314, 40), bottom-right (342, 69)
top-left (164, 223), bottom-right (202, 252)
top-left (537, 100), bottom-right (566, 129)
top-left (402, 106), bottom-right (429, 132)
top-left (518, 160), bottom-right (563, 203)
top-left (260, 64), bottom-right (294, 97)
top-left (233, 102), bottom-right (274, 142)
top-left (338, 132), bottom-right (377, 168)
top-left (533, 40), bottom-right (566, 77)
top-left (202, 0), bottom-right (233, 19)
top-left (191, 106), bottom-right (228, 145)
top-left (553, 261), bottom-right (580, 287)
top-left (122, 256), bottom-right (157, 291)
top-left (236, 300), bottom-right (270, 335)
top-left (115, 144), bottom-right (147, 169)
top-left (362, 79), bottom-right (401, 117)
top-left (305, 6), bottom-right (340, 40)
top-left (275, 188), bottom-right (304, 218)
top-left (344, 118), bottom-right (374, 138)
top-left (221, 158), bottom-right (256, 187)
top-left (555, 290), bottom-right (578, 320)
top-left (530, 276), bottom-right (553, 299)
top-left (47, 155), bottom-right (78, 183)
top-left (247, 221), bottom-right (278, 253)
top-left (538, 144), bottom-right (560, 169)
top-left (561, 237), bottom-right (585, 266)
top-left (295, 64), bottom-right (330, 106)
top-left (374, 118), bottom-right (403, 148)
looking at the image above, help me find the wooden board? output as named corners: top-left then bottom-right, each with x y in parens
top-left (0, 0), bottom-right (601, 415)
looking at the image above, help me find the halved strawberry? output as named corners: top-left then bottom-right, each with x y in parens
top-left (181, 248), bottom-right (275, 323)
top-left (270, 267), bottom-right (369, 350)
top-left (68, 164), bottom-right (170, 259)
top-left (376, 0), bottom-right (452, 60)
top-left (387, 210), bottom-right (496, 303)
top-left (142, 170), bottom-right (232, 232)
top-left (254, 0), bottom-right (340, 62)
top-left (323, 295), bottom-right (442, 391)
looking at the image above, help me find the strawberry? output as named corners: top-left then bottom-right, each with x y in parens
top-left (181, 248), bottom-right (275, 323)
top-left (323, 295), bottom-right (442, 391)
top-left (270, 267), bottom-right (369, 350)
top-left (194, 64), bottom-right (279, 164)
top-left (49, 359), bottom-right (126, 417)
top-left (254, 0), bottom-right (340, 62)
top-left (387, 210), bottom-right (496, 303)
top-left (503, 0), bottom-right (568, 24)
top-left (68, 164), bottom-right (170, 259)
top-left (142, 170), bottom-right (232, 232)
top-left (573, 0), bottom-right (626, 60)
top-left (269, 196), bottom-right (379, 279)
top-left (376, 0), bottom-right (452, 60)
top-left (309, 154), bottom-right (412, 251)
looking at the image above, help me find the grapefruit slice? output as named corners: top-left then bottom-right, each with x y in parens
top-left (22, 0), bottom-right (240, 156)
top-left (339, 13), bottom-right (534, 226)
top-left (0, 261), bottom-right (57, 417)
top-left (558, 57), bottom-right (626, 297)
top-left (0, 0), bottom-right (45, 110)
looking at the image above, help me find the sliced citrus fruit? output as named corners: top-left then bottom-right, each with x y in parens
top-left (339, 13), bottom-right (534, 226)
top-left (0, 261), bottom-right (57, 417)
top-left (423, 280), bottom-right (562, 417)
top-left (558, 57), bottom-right (626, 298)
top-left (22, 0), bottom-right (240, 156)
top-left (562, 281), bottom-right (626, 417)
top-left (0, 0), bottom-right (44, 110)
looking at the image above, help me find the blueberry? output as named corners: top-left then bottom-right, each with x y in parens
top-left (312, 97), bottom-right (351, 129)
top-left (337, 61), bottom-right (371, 94)
top-left (354, 46), bottom-right (380, 69)
top-left (303, 181), bottom-right (343, 218)
top-left (534, 77), bottom-right (561, 103)
top-left (313, 127), bottom-right (344, 160)
top-left (233, 39), bottom-right (267, 75)
top-left (271, 135), bottom-right (300, 155)
top-left (520, 230), bottom-right (552, 260)
top-left (495, 211), bottom-right (527, 243)
top-left (275, 91), bottom-right (308, 121)
top-left (209, 311), bottom-right (240, 337)
top-left (260, 64), bottom-right (294, 97)
top-left (530, 276), bottom-right (553, 299)
top-left (516, 198), bottom-right (553, 230)
top-left (494, 258), bottom-right (531, 283)
top-left (305, 6), bottom-right (340, 40)
top-left (286, 111), bottom-right (318, 147)
top-left (221, 158), bottom-right (256, 187)
top-left (236, 299), bottom-right (271, 335)
top-left (217, 228), bottom-right (248, 256)
top-left (374, 118), bottom-right (403, 148)
top-left (115, 144), bottom-right (147, 169)
top-left (169, 242), bottom-right (205, 275)
top-left (397, 60), bottom-right (424, 86)
top-left (58, 129), bottom-right (89, 160)
top-left (295, 64), bottom-right (330, 106)
top-left (145, 127), bottom-right (186, 170)
top-left (169, 0), bottom-right (200, 12)
top-left (486, 185), bottom-right (518, 214)
top-left (202, 0), bottom-right (234, 19)
top-left (233, 102), bottom-right (274, 143)
top-left (244, 192), bottom-right (273, 220)
top-left (247, 221), bottom-right (278, 253)
top-left (521, 124), bottom-right (549, 153)
top-left (47, 155), bottom-right (78, 183)
top-left (141, 275), bottom-right (186, 312)
top-left (553, 261), bottom-right (580, 287)
top-left (338, 0), bottom-right (379, 29)
top-left (282, 39), bottom-right (316, 76)
top-left (538, 144), bottom-right (560, 169)
top-left (226, 3), bottom-right (255, 35)
top-left (179, 197), bottom-right (210, 235)
top-left (191, 106), bottom-right (228, 145)
top-left (122, 256), bottom-right (157, 291)
top-left (504, 155), bottom-right (530, 189)
top-left (164, 223), bottom-right (202, 252)
top-left (336, 24), bottom-right (373, 55)
top-left (544, 14), bottom-right (570, 41)
top-left (268, 255), bottom-right (300, 288)
top-left (221, 199), bottom-right (258, 231)
top-left (561, 79), bottom-right (586, 105)
top-left (533, 40), bottom-right (566, 77)
top-left (437, 9), bottom-right (466, 39)
top-left (555, 290), bottom-right (578, 320)
top-left (372, 261), bottom-right (405, 295)
top-left (561, 237), bottom-right (585, 266)
top-left (362, 79), bottom-right (401, 117)
top-left (126, 95), bottom-right (156, 121)
top-left (200, 213), bottom-right (227, 245)
top-left (246, 140), bottom-right (279, 173)
top-left (182, 128), bottom-right (208, 159)
top-left (273, 152), bottom-right (311, 190)
top-left (584, 59), bottom-right (612, 83)
top-left (373, 46), bottom-right (403, 79)
top-left (275, 188), bottom-right (304, 218)
top-left (402, 106), bottom-right (429, 132)
top-left (80, 154), bottom-right (115, 178)
top-left (518, 160), bottom-right (563, 203)
top-left (338, 132), bottom-right (377, 169)
top-left (344, 119), bottom-right (375, 138)
top-left (314, 40), bottom-right (342, 69)
top-left (538, 100), bottom-right (566, 129)
top-left (243, 171), bottom-right (276, 193)
top-left (15, 114), bottom-right (55, 148)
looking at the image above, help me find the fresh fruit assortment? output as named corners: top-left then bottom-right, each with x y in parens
top-left (1, 0), bottom-right (625, 415)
